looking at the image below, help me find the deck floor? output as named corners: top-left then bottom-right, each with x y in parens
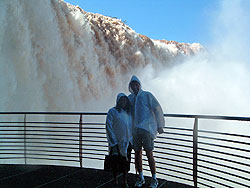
top-left (0, 165), bottom-right (193, 188)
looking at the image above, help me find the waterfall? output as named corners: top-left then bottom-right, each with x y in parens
top-left (0, 0), bottom-right (202, 112)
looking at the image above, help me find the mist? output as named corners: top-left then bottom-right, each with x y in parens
top-left (139, 0), bottom-right (250, 118)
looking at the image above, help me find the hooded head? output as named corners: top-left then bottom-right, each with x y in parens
top-left (129, 75), bottom-right (141, 94)
top-left (116, 93), bottom-right (130, 113)
top-left (116, 93), bottom-right (127, 104)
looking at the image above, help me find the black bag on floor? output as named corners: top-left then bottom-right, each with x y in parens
top-left (104, 154), bottom-right (113, 171)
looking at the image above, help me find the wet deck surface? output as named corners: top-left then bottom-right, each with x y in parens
top-left (0, 165), bottom-right (193, 188)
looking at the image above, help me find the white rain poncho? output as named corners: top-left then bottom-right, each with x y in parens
top-left (106, 93), bottom-right (133, 157)
top-left (128, 75), bottom-right (165, 139)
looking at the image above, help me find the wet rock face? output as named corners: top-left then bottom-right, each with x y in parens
top-left (0, 0), bottom-right (203, 111)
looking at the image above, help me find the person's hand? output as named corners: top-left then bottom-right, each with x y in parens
top-left (158, 127), bottom-right (164, 134)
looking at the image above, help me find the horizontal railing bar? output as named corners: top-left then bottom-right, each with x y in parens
top-left (28, 145), bottom-right (79, 150)
top-left (81, 148), bottom-right (107, 152)
top-left (81, 131), bottom-right (106, 134)
top-left (82, 127), bottom-right (105, 129)
top-left (198, 141), bottom-right (250, 153)
top-left (82, 144), bottom-right (107, 147)
top-left (198, 153), bottom-right (250, 167)
top-left (198, 146), bottom-right (250, 160)
top-left (0, 129), bottom-right (65, 132)
top-left (0, 133), bottom-right (80, 137)
top-left (164, 126), bottom-right (193, 132)
top-left (1, 122), bottom-right (105, 126)
top-left (198, 163), bottom-right (250, 182)
top-left (198, 158), bottom-right (250, 174)
top-left (0, 122), bottom-right (104, 126)
top-left (199, 129), bottom-right (250, 138)
top-left (155, 155), bottom-right (192, 166)
top-left (1, 143), bottom-right (106, 148)
top-left (0, 125), bottom-right (105, 130)
top-left (25, 153), bottom-right (78, 158)
top-left (0, 125), bottom-right (79, 129)
top-left (0, 157), bottom-right (24, 159)
top-left (155, 142), bottom-right (193, 149)
top-left (82, 135), bottom-right (107, 139)
top-left (0, 137), bottom-right (80, 142)
top-left (156, 170), bottom-right (193, 183)
top-left (0, 138), bottom-right (24, 140)
top-left (82, 152), bottom-right (106, 156)
top-left (0, 149), bottom-right (79, 154)
top-left (0, 112), bottom-right (107, 115)
top-left (155, 145), bottom-right (192, 155)
top-left (0, 141), bottom-right (80, 146)
top-left (26, 157), bottom-right (79, 162)
top-left (0, 153), bottom-right (24, 155)
top-left (198, 135), bottom-right (250, 146)
top-left (0, 145), bottom-right (79, 150)
top-left (3, 133), bottom-right (87, 137)
top-left (165, 114), bottom-right (250, 121)
top-left (83, 123), bottom-right (106, 126)
top-left (198, 181), bottom-right (214, 188)
top-left (81, 156), bottom-right (104, 160)
top-left (0, 144), bottom-right (24, 146)
top-left (154, 150), bottom-right (193, 159)
top-left (156, 160), bottom-right (193, 172)
top-left (197, 175), bottom-right (233, 188)
top-left (157, 165), bottom-right (193, 177)
top-left (158, 132), bottom-right (193, 138)
top-left (82, 139), bottom-right (108, 143)
top-left (155, 137), bottom-right (193, 143)
top-left (0, 122), bottom-right (79, 125)
top-left (198, 169), bottom-right (250, 187)
top-left (0, 126), bottom-right (105, 133)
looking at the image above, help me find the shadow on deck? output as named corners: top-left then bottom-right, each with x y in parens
top-left (0, 165), bottom-right (193, 188)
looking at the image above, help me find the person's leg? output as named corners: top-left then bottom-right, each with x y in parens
top-left (133, 133), bottom-right (143, 176)
top-left (146, 151), bottom-right (158, 188)
top-left (135, 149), bottom-right (143, 173)
top-left (143, 135), bottom-right (158, 188)
top-left (134, 134), bottom-right (145, 187)
top-left (134, 149), bottom-right (146, 187)
top-left (145, 151), bottom-right (156, 175)
top-left (122, 155), bottom-right (129, 186)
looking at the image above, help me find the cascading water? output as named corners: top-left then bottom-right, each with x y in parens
top-left (0, 0), bottom-right (202, 112)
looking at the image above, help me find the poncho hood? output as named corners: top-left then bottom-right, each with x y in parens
top-left (129, 75), bottom-right (141, 93)
top-left (116, 93), bottom-right (127, 105)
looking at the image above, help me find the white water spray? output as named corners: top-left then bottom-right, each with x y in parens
top-left (0, 0), bottom-right (202, 112)
top-left (140, 0), bottom-right (250, 118)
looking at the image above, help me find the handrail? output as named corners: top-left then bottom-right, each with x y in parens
top-left (0, 112), bottom-right (250, 188)
top-left (1, 112), bottom-right (250, 121)
top-left (165, 113), bottom-right (250, 121)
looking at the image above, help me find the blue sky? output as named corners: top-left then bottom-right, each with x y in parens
top-left (66, 0), bottom-right (220, 46)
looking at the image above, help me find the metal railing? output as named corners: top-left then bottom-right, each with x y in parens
top-left (0, 112), bottom-right (250, 187)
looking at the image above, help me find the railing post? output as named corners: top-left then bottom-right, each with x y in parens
top-left (193, 118), bottom-right (198, 187)
top-left (79, 114), bottom-right (83, 168)
top-left (24, 114), bottom-right (27, 165)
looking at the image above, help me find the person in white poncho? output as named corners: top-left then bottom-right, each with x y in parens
top-left (128, 75), bottom-right (165, 188)
top-left (106, 93), bottom-right (133, 188)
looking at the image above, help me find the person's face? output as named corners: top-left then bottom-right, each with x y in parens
top-left (118, 96), bottom-right (128, 109)
top-left (130, 81), bottom-right (140, 95)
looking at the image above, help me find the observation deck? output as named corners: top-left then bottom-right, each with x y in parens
top-left (0, 112), bottom-right (250, 188)
top-left (0, 164), bottom-right (190, 188)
